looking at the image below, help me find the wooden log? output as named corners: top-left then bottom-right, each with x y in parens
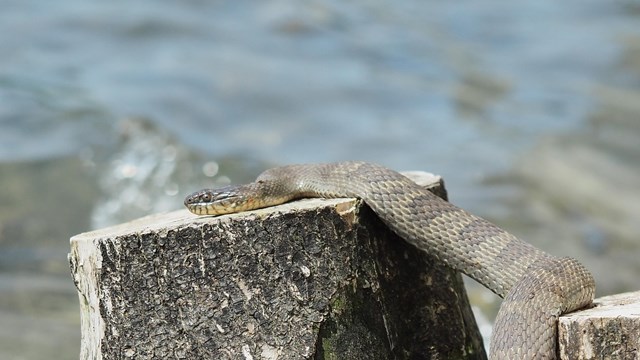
top-left (69, 172), bottom-right (486, 359)
top-left (559, 290), bottom-right (640, 360)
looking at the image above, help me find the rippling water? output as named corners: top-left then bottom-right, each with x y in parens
top-left (2, 1), bottom-right (640, 358)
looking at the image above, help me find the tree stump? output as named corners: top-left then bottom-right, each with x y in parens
top-left (559, 290), bottom-right (640, 360)
top-left (69, 172), bottom-right (486, 359)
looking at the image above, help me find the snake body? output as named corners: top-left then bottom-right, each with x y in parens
top-left (184, 161), bottom-right (595, 359)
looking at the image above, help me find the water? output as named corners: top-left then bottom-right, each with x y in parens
top-left (2, 1), bottom-right (640, 358)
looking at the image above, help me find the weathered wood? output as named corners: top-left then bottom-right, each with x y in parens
top-left (559, 291), bottom-right (640, 360)
top-left (69, 172), bottom-right (485, 359)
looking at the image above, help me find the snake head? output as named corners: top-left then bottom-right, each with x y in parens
top-left (184, 186), bottom-right (246, 216)
top-left (184, 184), bottom-right (265, 216)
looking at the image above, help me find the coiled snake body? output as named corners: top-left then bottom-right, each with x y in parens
top-left (184, 161), bottom-right (595, 359)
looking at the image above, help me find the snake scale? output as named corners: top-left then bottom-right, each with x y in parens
top-left (184, 161), bottom-right (595, 359)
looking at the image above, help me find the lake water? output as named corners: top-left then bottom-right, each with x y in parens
top-left (2, 0), bottom-right (640, 358)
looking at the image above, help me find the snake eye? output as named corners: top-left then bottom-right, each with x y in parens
top-left (201, 193), bottom-right (211, 202)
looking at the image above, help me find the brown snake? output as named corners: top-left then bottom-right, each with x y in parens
top-left (184, 161), bottom-right (595, 359)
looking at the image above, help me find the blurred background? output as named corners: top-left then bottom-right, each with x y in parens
top-left (2, 0), bottom-right (640, 358)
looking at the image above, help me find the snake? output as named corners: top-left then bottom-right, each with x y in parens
top-left (184, 161), bottom-right (595, 359)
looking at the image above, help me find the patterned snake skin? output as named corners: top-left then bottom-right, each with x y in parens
top-left (184, 161), bottom-right (595, 359)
